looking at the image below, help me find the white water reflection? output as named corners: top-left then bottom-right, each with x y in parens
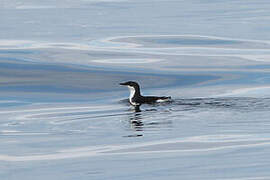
top-left (92, 58), bottom-right (162, 64)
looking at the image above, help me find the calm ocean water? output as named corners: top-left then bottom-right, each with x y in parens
top-left (1, 0), bottom-right (270, 179)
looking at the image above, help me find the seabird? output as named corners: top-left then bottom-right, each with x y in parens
top-left (120, 81), bottom-right (171, 106)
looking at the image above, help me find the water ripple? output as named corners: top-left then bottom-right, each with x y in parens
top-left (0, 133), bottom-right (269, 162)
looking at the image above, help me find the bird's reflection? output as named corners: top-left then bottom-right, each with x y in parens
top-left (129, 110), bottom-right (144, 131)
top-left (134, 105), bottom-right (141, 112)
top-left (126, 104), bottom-right (172, 133)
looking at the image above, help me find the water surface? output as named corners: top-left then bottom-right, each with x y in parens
top-left (1, 0), bottom-right (270, 179)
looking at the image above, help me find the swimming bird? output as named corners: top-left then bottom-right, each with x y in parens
top-left (119, 81), bottom-right (171, 106)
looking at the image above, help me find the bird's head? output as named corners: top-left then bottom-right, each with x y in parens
top-left (119, 81), bottom-right (139, 88)
top-left (119, 81), bottom-right (141, 95)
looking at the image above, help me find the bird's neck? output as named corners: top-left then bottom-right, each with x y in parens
top-left (128, 86), bottom-right (141, 99)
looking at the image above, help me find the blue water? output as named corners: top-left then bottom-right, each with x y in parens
top-left (1, 0), bottom-right (270, 179)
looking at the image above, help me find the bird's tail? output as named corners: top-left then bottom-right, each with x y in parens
top-left (160, 96), bottom-right (171, 100)
top-left (157, 96), bottom-right (172, 102)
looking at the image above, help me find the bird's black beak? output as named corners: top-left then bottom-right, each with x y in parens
top-left (119, 82), bottom-right (128, 86)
